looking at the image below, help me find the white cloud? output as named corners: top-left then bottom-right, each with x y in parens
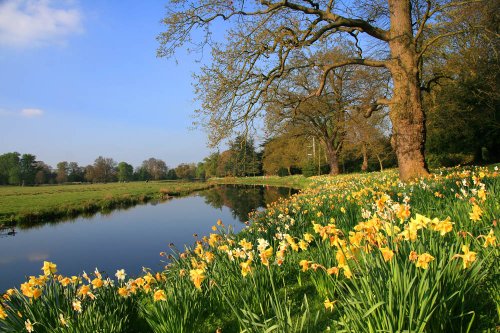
top-left (21, 108), bottom-right (44, 117)
top-left (0, 0), bottom-right (83, 48)
top-left (0, 107), bottom-right (45, 117)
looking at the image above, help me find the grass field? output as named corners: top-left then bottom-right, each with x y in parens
top-left (1, 165), bottom-right (498, 332)
top-left (0, 181), bottom-right (214, 225)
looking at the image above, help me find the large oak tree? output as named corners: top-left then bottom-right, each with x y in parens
top-left (159, 0), bottom-right (482, 181)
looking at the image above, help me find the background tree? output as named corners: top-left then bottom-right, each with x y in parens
top-left (175, 163), bottom-right (196, 180)
top-left (0, 152), bottom-right (21, 185)
top-left (56, 161), bottom-right (69, 184)
top-left (202, 152), bottom-right (220, 179)
top-left (195, 162), bottom-right (206, 180)
top-left (262, 133), bottom-right (309, 175)
top-left (226, 135), bottom-right (261, 177)
top-left (68, 162), bottom-right (85, 182)
top-left (423, 1), bottom-right (500, 166)
top-left (34, 161), bottom-right (52, 185)
top-left (166, 168), bottom-right (178, 180)
top-left (159, 0), bottom-right (484, 180)
top-left (140, 158), bottom-right (168, 181)
top-left (19, 154), bottom-right (37, 186)
top-left (117, 162), bottom-right (134, 182)
top-left (88, 156), bottom-right (117, 183)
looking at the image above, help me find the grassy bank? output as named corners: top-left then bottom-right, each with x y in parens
top-left (209, 175), bottom-right (312, 189)
top-left (1, 165), bottom-right (498, 332)
top-left (0, 176), bottom-right (310, 226)
top-left (0, 181), bottom-right (214, 226)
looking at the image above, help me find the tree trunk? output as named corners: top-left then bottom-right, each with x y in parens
top-left (388, 0), bottom-right (429, 181)
top-left (325, 141), bottom-right (340, 175)
top-left (361, 142), bottom-right (368, 172)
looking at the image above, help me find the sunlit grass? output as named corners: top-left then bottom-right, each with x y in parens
top-left (0, 181), bottom-right (213, 225)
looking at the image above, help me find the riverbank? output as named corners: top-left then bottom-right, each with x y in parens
top-left (0, 181), bottom-right (214, 226)
top-left (0, 177), bottom-right (310, 226)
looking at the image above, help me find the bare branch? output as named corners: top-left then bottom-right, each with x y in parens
top-left (315, 58), bottom-right (387, 96)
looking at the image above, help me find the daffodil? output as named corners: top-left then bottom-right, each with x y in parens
top-left (115, 269), bottom-right (126, 281)
top-left (72, 299), bottom-right (82, 313)
top-left (153, 289), bottom-right (167, 302)
top-left (190, 268), bottom-right (206, 289)
top-left (78, 285), bottom-right (91, 297)
top-left (324, 298), bottom-right (336, 311)
top-left (118, 287), bottom-right (129, 298)
top-left (41, 261), bottom-right (57, 276)
top-left (59, 313), bottom-right (69, 327)
top-left (469, 203), bottom-right (482, 222)
top-left (0, 304), bottom-right (7, 320)
top-left (482, 229), bottom-right (496, 247)
top-left (299, 260), bottom-right (310, 272)
top-left (455, 245), bottom-right (477, 269)
top-left (415, 253), bottom-right (434, 269)
top-left (379, 247), bottom-right (394, 262)
top-left (91, 278), bottom-right (103, 289)
top-left (240, 260), bottom-right (253, 277)
top-left (25, 319), bottom-right (34, 333)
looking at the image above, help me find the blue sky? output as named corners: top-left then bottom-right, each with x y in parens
top-left (0, 0), bottom-right (214, 169)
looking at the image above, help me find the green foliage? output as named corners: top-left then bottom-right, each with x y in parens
top-left (302, 161), bottom-right (317, 178)
top-left (117, 162), bottom-right (134, 182)
top-left (426, 153), bottom-right (475, 168)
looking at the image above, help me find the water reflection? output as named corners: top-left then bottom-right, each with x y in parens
top-left (199, 185), bottom-right (297, 222)
top-left (0, 185), bottom-right (296, 291)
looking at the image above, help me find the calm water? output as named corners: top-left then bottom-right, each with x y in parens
top-left (0, 185), bottom-right (296, 291)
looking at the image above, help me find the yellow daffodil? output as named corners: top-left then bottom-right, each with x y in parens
top-left (78, 285), bottom-right (91, 297)
top-left (482, 229), bottom-right (496, 247)
top-left (240, 260), bottom-right (253, 277)
top-left (342, 265), bottom-right (353, 279)
top-left (303, 233), bottom-right (314, 243)
top-left (25, 319), bottom-right (34, 333)
top-left (380, 247), bottom-right (394, 262)
top-left (153, 289), bottom-right (167, 302)
top-left (59, 313), bottom-right (69, 327)
top-left (238, 238), bottom-right (253, 251)
top-left (0, 305), bottom-right (7, 320)
top-left (324, 298), bottom-right (336, 311)
top-left (72, 299), bottom-right (82, 313)
top-left (91, 278), bottom-right (103, 289)
top-left (299, 260), bottom-right (310, 272)
top-left (118, 287), bottom-right (129, 298)
top-left (455, 245), bottom-right (477, 269)
top-left (41, 261), bottom-right (57, 276)
top-left (415, 253), bottom-right (435, 269)
top-left (190, 268), bottom-right (206, 289)
top-left (32, 288), bottom-right (42, 299)
top-left (408, 251), bottom-right (418, 262)
top-left (469, 203), bottom-right (483, 222)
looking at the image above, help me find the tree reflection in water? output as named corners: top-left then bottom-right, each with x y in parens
top-left (198, 185), bottom-right (298, 223)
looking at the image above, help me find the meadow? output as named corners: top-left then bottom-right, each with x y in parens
top-left (0, 166), bottom-right (498, 332)
top-left (0, 181), bottom-right (215, 226)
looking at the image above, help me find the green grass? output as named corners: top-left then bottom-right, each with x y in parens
top-left (0, 181), bottom-right (213, 226)
top-left (208, 175), bottom-right (312, 189)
